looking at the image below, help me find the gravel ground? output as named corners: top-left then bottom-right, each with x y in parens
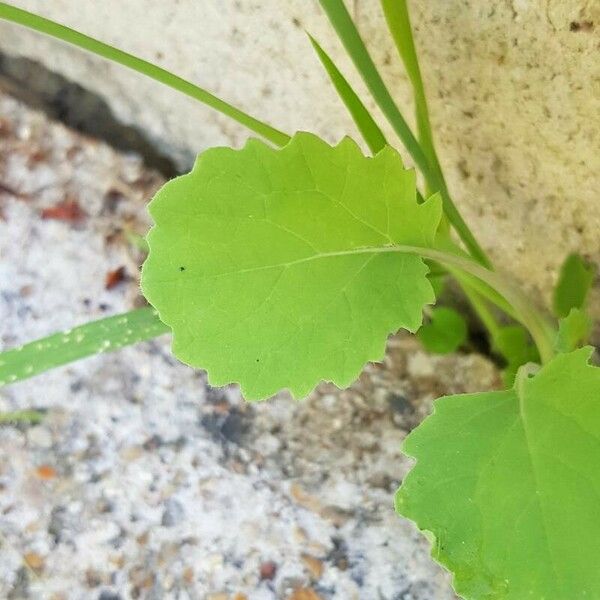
top-left (0, 92), bottom-right (500, 600)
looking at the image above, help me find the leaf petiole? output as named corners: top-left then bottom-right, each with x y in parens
top-left (0, 243), bottom-right (554, 390)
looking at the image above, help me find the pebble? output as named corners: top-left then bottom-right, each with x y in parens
top-left (97, 592), bottom-right (122, 600)
top-left (407, 352), bottom-right (435, 377)
top-left (289, 589), bottom-right (324, 600)
top-left (161, 497), bottom-right (185, 527)
top-left (259, 560), bottom-right (277, 581)
top-left (301, 553), bottom-right (324, 580)
top-left (26, 426), bottom-right (53, 449)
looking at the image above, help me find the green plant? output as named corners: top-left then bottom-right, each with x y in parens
top-left (0, 2), bottom-right (597, 598)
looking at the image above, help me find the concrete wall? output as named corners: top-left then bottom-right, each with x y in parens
top-left (1, 1), bottom-right (599, 312)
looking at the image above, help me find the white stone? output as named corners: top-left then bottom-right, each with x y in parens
top-left (26, 425), bottom-right (52, 449)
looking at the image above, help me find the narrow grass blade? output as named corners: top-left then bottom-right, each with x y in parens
top-left (380, 0), bottom-right (436, 168)
top-left (316, 0), bottom-right (490, 268)
top-left (0, 410), bottom-right (44, 424)
top-left (317, 0), bottom-right (430, 176)
top-left (0, 2), bottom-right (290, 147)
top-left (308, 34), bottom-right (387, 155)
top-left (0, 307), bottom-right (169, 387)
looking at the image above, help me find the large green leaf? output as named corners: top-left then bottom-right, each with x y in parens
top-left (396, 347), bottom-right (600, 599)
top-left (141, 132), bottom-right (441, 400)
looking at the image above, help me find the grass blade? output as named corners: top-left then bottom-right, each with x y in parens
top-left (0, 2), bottom-right (290, 147)
top-left (308, 34), bottom-right (387, 155)
top-left (317, 0), bottom-right (430, 176)
top-left (380, 1), bottom-right (525, 349)
top-left (0, 410), bottom-right (44, 424)
top-left (380, 0), bottom-right (436, 168)
top-left (317, 0), bottom-right (490, 268)
top-left (0, 307), bottom-right (169, 387)
top-left (309, 35), bottom-right (429, 204)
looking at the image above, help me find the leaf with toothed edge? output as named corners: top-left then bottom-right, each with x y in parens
top-left (141, 132), bottom-right (442, 400)
top-left (396, 347), bottom-right (600, 600)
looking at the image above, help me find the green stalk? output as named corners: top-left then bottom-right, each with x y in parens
top-left (0, 2), bottom-right (290, 147)
top-left (460, 280), bottom-right (502, 340)
top-left (413, 248), bottom-right (555, 364)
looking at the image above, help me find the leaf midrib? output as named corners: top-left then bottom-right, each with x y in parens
top-left (517, 379), bottom-right (562, 589)
top-left (175, 244), bottom-right (426, 281)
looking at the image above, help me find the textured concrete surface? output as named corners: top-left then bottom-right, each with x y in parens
top-left (0, 91), bottom-right (505, 599)
top-left (0, 1), bottom-right (598, 313)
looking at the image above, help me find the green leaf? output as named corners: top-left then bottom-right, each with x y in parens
top-left (494, 324), bottom-right (539, 386)
top-left (141, 132), bottom-right (442, 400)
top-left (555, 307), bottom-right (592, 353)
top-left (417, 307), bottom-right (467, 354)
top-left (553, 253), bottom-right (596, 318)
top-left (0, 2), bottom-right (289, 147)
top-left (308, 35), bottom-right (387, 155)
top-left (396, 347), bottom-right (600, 600)
top-left (0, 307), bottom-right (169, 387)
top-left (425, 261), bottom-right (447, 299)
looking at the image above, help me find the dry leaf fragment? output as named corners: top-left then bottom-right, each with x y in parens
top-left (289, 588), bottom-right (323, 600)
top-left (105, 266), bottom-right (127, 290)
top-left (35, 464), bottom-right (57, 480)
top-left (41, 198), bottom-right (85, 222)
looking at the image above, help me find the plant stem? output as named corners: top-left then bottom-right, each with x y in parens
top-left (411, 248), bottom-right (555, 363)
top-left (459, 280), bottom-right (502, 340)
